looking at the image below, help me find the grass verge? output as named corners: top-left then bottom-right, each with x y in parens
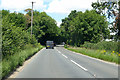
top-left (66, 46), bottom-right (119, 64)
top-left (2, 44), bottom-right (44, 79)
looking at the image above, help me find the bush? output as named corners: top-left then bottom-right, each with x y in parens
top-left (64, 44), bottom-right (68, 48)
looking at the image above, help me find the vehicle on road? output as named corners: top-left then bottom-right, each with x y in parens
top-left (46, 41), bottom-right (54, 49)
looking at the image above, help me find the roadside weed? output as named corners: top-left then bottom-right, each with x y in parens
top-left (67, 47), bottom-right (119, 64)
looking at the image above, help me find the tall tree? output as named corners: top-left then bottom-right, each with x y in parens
top-left (60, 10), bottom-right (110, 46)
top-left (92, 1), bottom-right (120, 40)
top-left (2, 10), bottom-right (37, 57)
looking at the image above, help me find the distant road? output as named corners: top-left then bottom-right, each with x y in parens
top-left (15, 46), bottom-right (118, 78)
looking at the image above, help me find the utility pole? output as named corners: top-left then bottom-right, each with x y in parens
top-left (31, 2), bottom-right (35, 37)
top-left (118, 1), bottom-right (120, 37)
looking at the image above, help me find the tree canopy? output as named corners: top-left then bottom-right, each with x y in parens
top-left (60, 10), bottom-right (110, 46)
top-left (2, 10), bottom-right (37, 57)
top-left (2, 9), bottom-right (111, 56)
top-left (92, 1), bottom-right (120, 40)
top-left (25, 10), bottom-right (61, 45)
top-left (2, 10), bottom-right (61, 58)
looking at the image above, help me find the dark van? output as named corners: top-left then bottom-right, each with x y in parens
top-left (46, 41), bottom-right (54, 49)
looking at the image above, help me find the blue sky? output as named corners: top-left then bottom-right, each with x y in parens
top-left (0, 0), bottom-right (97, 26)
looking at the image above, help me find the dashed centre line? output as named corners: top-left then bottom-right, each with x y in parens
top-left (56, 49), bottom-right (67, 58)
top-left (70, 60), bottom-right (88, 71)
top-left (56, 48), bottom-right (88, 72)
top-left (55, 48), bottom-right (97, 78)
top-left (58, 51), bottom-right (61, 53)
top-left (62, 54), bottom-right (68, 58)
top-left (56, 49), bottom-right (61, 53)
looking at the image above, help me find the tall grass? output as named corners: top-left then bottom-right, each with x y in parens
top-left (2, 44), bottom-right (43, 79)
top-left (81, 41), bottom-right (118, 52)
top-left (67, 47), bottom-right (119, 64)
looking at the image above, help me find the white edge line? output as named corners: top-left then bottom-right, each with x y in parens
top-left (70, 60), bottom-right (88, 71)
top-left (62, 54), bottom-right (68, 58)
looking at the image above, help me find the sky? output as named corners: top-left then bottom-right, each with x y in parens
top-left (0, 0), bottom-right (97, 26)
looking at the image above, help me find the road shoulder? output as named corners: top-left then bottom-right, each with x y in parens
top-left (7, 48), bottom-right (45, 79)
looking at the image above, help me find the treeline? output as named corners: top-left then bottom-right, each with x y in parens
top-left (2, 9), bottom-right (113, 57)
top-left (31, 11), bottom-right (61, 45)
top-left (23, 10), bottom-right (61, 45)
top-left (2, 10), bottom-right (61, 58)
top-left (2, 9), bottom-right (62, 79)
top-left (60, 10), bottom-right (110, 46)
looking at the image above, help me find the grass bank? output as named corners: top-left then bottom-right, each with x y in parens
top-left (81, 41), bottom-right (119, 52)
top-left (66, 46), bottom-right (119, 64)
top-left (2, 44), bottom-right (44, 79)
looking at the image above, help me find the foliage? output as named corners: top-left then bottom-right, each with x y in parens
top-left (1, 9), bottom-right (62, 79)
top-left (2, 44), bottom-right (43, 79)
top-left (81, 41), bottom-right (118, 52)
top-left (2, 10), bottom-right (62, 58)
top-left (91, 1), bottom-right (117, 16)
top-left (2, 12), bottom-right (37, 57)
top-left (25, 10), bottom-right (61, 45)
top-left (66, 47), bottom-right (119, 64)
top-left (91, 1), bottom-right (120, 40)
top-left (7, 12), bottom-right (27, 30)
top-left (60, 10), bottom-right (110, 46)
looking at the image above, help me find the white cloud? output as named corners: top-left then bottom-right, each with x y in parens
top-left (45, 0), bottom-right (97, 14)
top-left (0, 0), bottom-right (98, 27)
top-left (0, 0), bottom-right (47, 12)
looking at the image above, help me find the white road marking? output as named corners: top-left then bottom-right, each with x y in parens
top-left (58, 51), bottom-right (61, 53)
top-left (70, 60), bottom-right (88, 71)
top-left (55, 48), bottom-right (61, 53)
top-left (62, 54), bottom-right (68, 58)
top-left (55, 48), bottom-right (58, 51)
top-left (56, 49), bottom-right (59, 52)
top-left (64, 48), bottom-right (118, 66)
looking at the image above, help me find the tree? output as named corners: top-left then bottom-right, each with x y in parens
top-left (25, 10), bottom-right (61, 45)
top-left (60, 10), bottom-right (110, 46)
top-left (2, 10), bottom-right (37, 57)
top-left (34, 12), bottom-right (60, 45)
top-left (6, 12), bottom-right (27, 30)
top-left (92, 1), bottom-right (120, 40)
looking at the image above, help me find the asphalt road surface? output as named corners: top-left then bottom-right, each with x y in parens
top-left (15, 46), bottom-right (118, 78)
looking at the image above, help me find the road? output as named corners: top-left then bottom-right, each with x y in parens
top-left (15, 46), bottom-right (118, 78)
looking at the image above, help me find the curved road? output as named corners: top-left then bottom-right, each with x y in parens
top-left (15, 46), bottom-right (118, 78)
